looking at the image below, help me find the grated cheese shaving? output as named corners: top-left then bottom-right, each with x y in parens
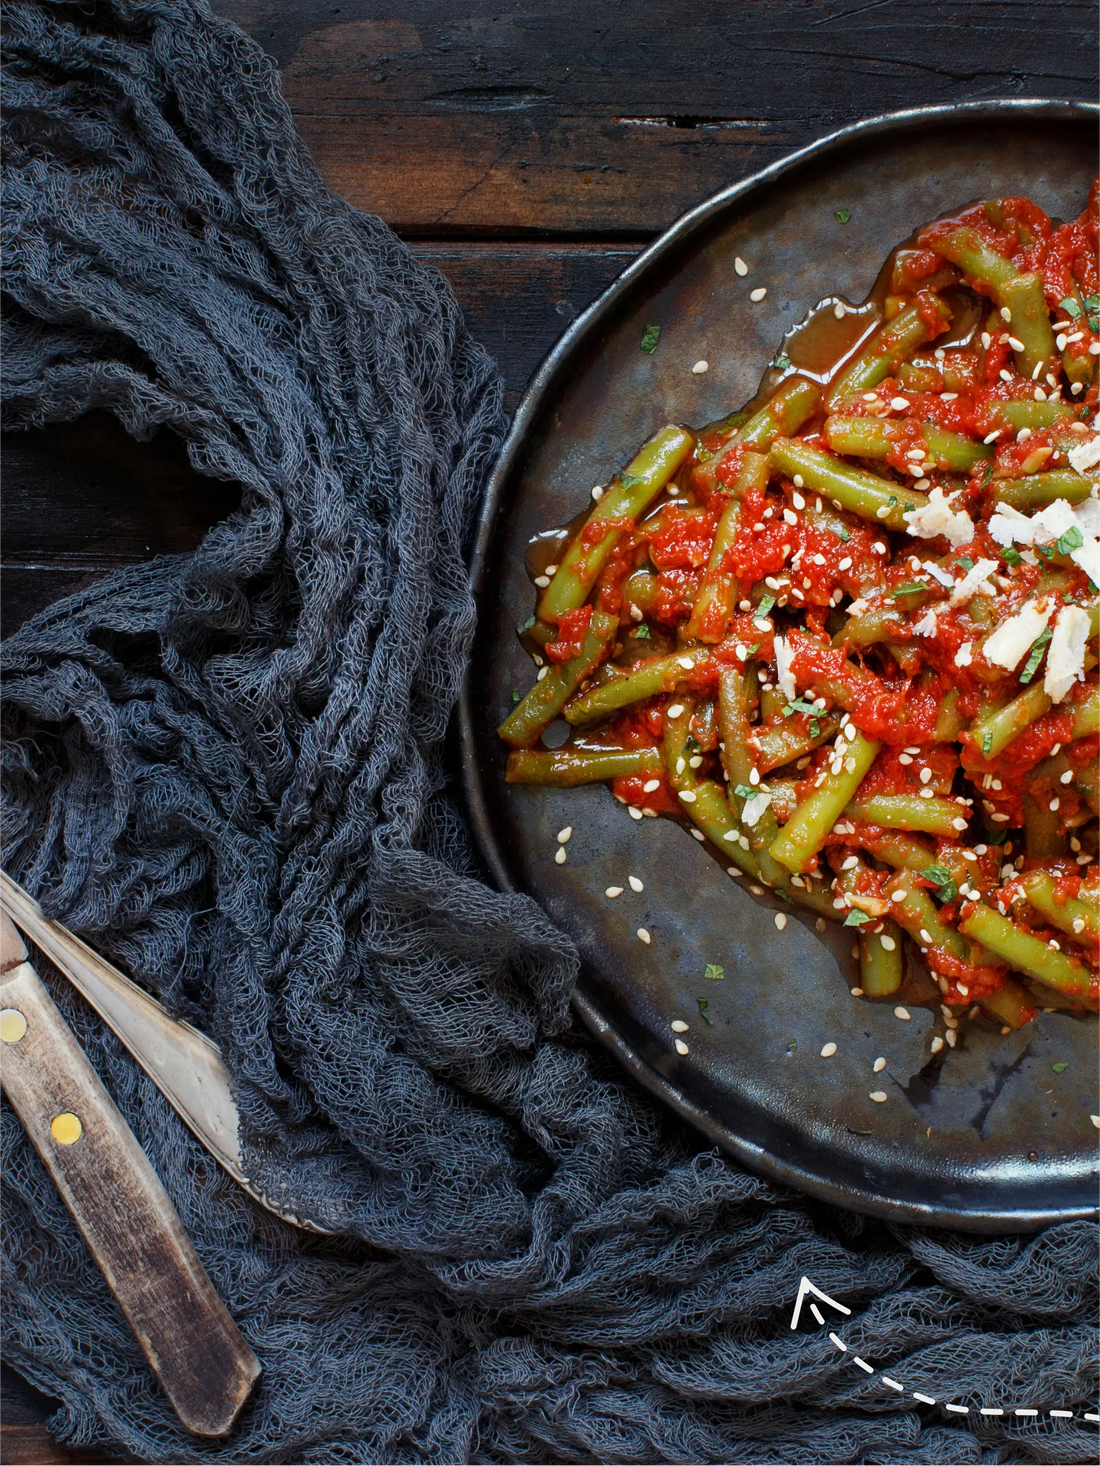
top-left (903, 487), bottom-right (975, 546)
top-left (1044, 605), bottom-right (1089, 701)
top-left (982, 599), bottom-right (1053, 672)
top-left (950, 557), bottom-right (999, 606)
top-left (955, 641), bottom-right (973, 667)
top-left (741, 790), bottom-right (773, 828)
top-left (1066, 433), bottom-right (1100, 476)
top-left (773, 635), bottom-right (797, 700)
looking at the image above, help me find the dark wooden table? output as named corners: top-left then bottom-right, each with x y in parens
top-left (2, 3), bottom-right (1094, 1460)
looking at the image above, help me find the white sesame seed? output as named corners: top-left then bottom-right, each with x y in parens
top-left (951, 817), bottom-right (969, 831)
top-left (894, 1006), bottom-right (911, 1020)
top-left (871, 541), bottom-right (887, 554)
top-left (667, 703), bottom-right (684, 719)
top-left (863, 391), bottom-right (878, 401)
top-left (1007, 336), bottom-right (1025, 352)
top-left (875, 506), bottom-right (890, 518)
top-left (637, 927), bottom-right (651, 944)
top-left (880, 935), bottom-right (896, 951)
top-left (674, 1038), bottom-right (690, 1055)
top-left (750, 286), bottom-right (767, 302)
top-left (983, 430), bottom-right (1001, 444)
top-left (1060, 770), bottom-right (1074, 785)
top-left (554, 847), bottom-right (567, 865)
top-left (898, 753), bottom-right (914, 766)
top-left (851, 986), bottom-right (864, 996)
top-left (918, 767), bottom-right (933, 785)
top-left (1016, 426), bottom-right (1032, 443)
top-left (690, 828), bottom-right (705, 841)
top-left (890, 396), bottom-right (909, 410)
top-left (870, 1091), bottom-right (888, 1103)
top-left (1072, 916), bottom-right (1085, 934)
top-left (677, 655), bottom-right (695, 669)
top-left (919, 788), bottom-right (934, 800)
top-left (692, 359), bottom-right (709, 374)
top-left (783, 508), bottom-right (798, 526)
top-left (930, 1035), bottom-right (944, 1054)
top-left (945, 1029), bottom-right (957, 1047)
top-left (873, 1056), bottom-right (886, 1073)
top-left (642, 778), bottom-right (661, 793)
top-left (628, 875), bottom-right (644, 893)
top-left (999, 306), bottom-right (1011, 322)
top-left (838, 556), bottom-right (852, 570)
top-left (774, 913), bottom-right (788, 930)
top-left (605, 886), bottom-right (624, 898)
top-left (748, 768), bottom-right (760, 786)
top-left (678, 789), bottom-right (697, 803)
top-left (534, 575), bottom-right (550, 588)
top-left (557, 826), bottom-right (573, 843)
top-left (628, 805), bottom-right (643, 820)
top-left (537, 666), bottom-right (549, 681)
top-left (1048, 798), bottom-right (1059, 812)
top-left (671, 1019), bottom-right (689, 1033)
top-left (1092, 1116), bottom-right (1100, 1130)
top-left (734, 256), bottom-right (749, 276)
top-left (821, 1042), bottom-right (837, 1057)
top-left (793, 474), bottom-right (805, 488)
top-left (840, 855), bottom-right (859, 870)
top-left (591, 485), bottom-right (604, 501)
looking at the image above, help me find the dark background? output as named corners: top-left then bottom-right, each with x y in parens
top-left (2, 2), bottom-right (1095, 1460)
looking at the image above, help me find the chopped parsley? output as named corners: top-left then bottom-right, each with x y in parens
top-left (834, 208), bottom-right (852, 224)
top-left (511, 689), bottom-right (522, 703)
top-left (1000, 545), bottom-right (1023, 566)
top-left (955, 557), bottom-right (974, 571)
top-left (889, 581), bottom-right (930, 598)
top-left (1034, 543), bottom-right (1054, 560)
top-left (1051, 1061), bottom-right (1068, 1074)
top-left (746, 641), bottom-right (762, 656)
top-left (784, 696), bottom-right (824, 737)
top-left (619, 471), bottom-right (643, 489)
top-left (756, 593), bottom-right (776, 619)
top-left (982, 729), bottom-right (994, 756)
top-left (517, 614), bottom-right (537, 634)
top-left (697, 998), bottom-right (714, 1025)
top-left (786, 1038), bottom-right (798, 1052)
top-left (843, 908), bottom-right (872, 927)
top-left (980, 461), bottom-right (994, 489)
top-left (922, 864), bottom-right (958, 904)
top-left (733, 784), bottom-right (757, 801)
top-left (835, 525), bottom-right (850, 542)
top-left (640, 323), bottom-right (661, 354)
top-left (1060, 297), bottom-right (1083, 319)
top-left (1056, 525), bottom-right (1084, 555)
top-left (1019, 625), bottom-right (1052, 684)
top-left (704, 963), bottom-right (725, 982)
top-left (771, 351), bottom-right (792, 371)
top-left (633, 623), bottom-right (651, 639)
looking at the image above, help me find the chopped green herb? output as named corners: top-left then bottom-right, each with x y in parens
top-left (786, 1038), bottom-right (798, 1052)
top-left (980, 461), bottom-right (994, 489)
top-left (1083, 294), bottom-right (1100, 312)
top-left (834, 208), bottom-right (852, 225)
top-left (746, 641), bottom-right (762, 656)
top-left (1051, 1061), bottom-right (1068, 1074)
top-left (889, 581), bottom-right (931, 598)
top-left (1056, 525), bottom-right (1084, 555)
top-left (843, 908), bottom-right (872, 927)
top-left (697, 998), bottom-right (714, 1026)
top-left (1001, 545), bottom-right (1023, 566)
top-left (756, 593), bottom-right (776, 619)
top-left (1088, 314), bottom-right (1099, 334)
top-left (704, 962), bottom-right (725, 982)
top-left (771, 351), bottom-right (792, 371)
top-left (887, 495), bottom-right (898, 508)
top-left (641, 323), bottom-right (661, 354)
top-left (982, 729), bottom-right (993, 756)
top-left (1035, 543), bottom-right (1054, 560)
top-left (955, 557), bottom-right (974, 571)
top-left (511, 689), bottom-right (522, 703)
top-left (733, 784), bottom-right (757, 801)
top-left (1019, 625), bottom-right (1052, 685)
top-left (835, 525), bottom-right (850, 543)
top-left (784, 696), bottom-right (823, 719)
top-left (921, 864), bottom-right (958, 904)
top-left (619, 471), bottom-right (644, 489)
top-left (517, 614), bottom-right (537, 634)
top-left (633, 623), bottom-right (651, 639)
top-left (1060, 297), bottom-right (1083, 319)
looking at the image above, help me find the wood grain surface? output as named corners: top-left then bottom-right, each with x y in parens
top-left (1, 0), bottom-right (1094, 1459)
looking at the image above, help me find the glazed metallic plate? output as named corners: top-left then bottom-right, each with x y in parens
top-left (459, 101), bottom-right (1100, 1231)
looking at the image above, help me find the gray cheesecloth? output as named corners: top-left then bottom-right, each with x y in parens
top-left (1, 1), bottom-right (1096, 1460)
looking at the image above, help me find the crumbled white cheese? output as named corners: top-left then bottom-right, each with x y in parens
top-left (1071, 536), bottom-right (1100, 586)
top-left (955, 641), bottom-right (973, 667)
top-left (982, 599), bottom-right (1053, 672)
top-left (987, 503), bottom-right (1035, 547)
top-left (1067, 433), bottom-right (1100, 476)
top-left (1031, 498), bottom-right (1079, 540)
top-left (1073, 487), bottom-right (1100, 539)
top-left (903, 487), bottom-right (975, 546)
top-left (845, 598), bottom-right (869, 618)
top-left (922, 560), bottom-right (955, 587)
top-left (1044, 605), bottom-right (1090, 702)
top-left (912, 608), bottom-right (938, 637)
top-left (773, 635), bottom-right (797, 700)
top-left (741, 790), bottom-right (773, 828)
top-left (950, 557), bottom-right (999, 606)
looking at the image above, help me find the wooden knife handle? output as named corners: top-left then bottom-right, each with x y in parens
top-left (0, 914), bottom-right (260, 1437)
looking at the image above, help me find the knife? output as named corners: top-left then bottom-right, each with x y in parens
top-left (0, 871), bottom-right (331, 1235)
top-left (1, 910), bottom-right (261, 1436)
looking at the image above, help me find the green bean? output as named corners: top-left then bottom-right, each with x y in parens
top-left (823, 416), bottom-right (991, 474)
top-left (621, 569), bottom-right (660, 617)
top-left (859, 920), bottom-right (904, 996)
top-left (959, 902), bottom-right (1094, 998)
top-left (825, 299), bottom-right (952, 408)
top-left (1022, 792), bottom-right (1066, 859)
top-left (498, 612), bottom-right (619, 747)
top-left (969, 683), bottom-right (1051, 760)
top-left (686, 450), bottom-right (768, 642)
top-left (843, 793), bottom-right (970, 838)
top-left (932, 689), bottom-right (967, 743)
top-left (717, 667), bottom-right (756, 788)
top-left (991, 474), bottom-right (1097, 516)
top-left (987, 401), bottom-right (1080, 435)
top-left (537, 425), bottom-right (694, 622)
top-left (1076, 758), bottom-right (1099, 816)
top-left (769, 440), bottom-right (929, 532)
top-left (834, 606), bottom-right (906, 649)
top-left (565, 648), bottom-right (709, 724)
top-left (1017, 870), bottom-right (1098, 942)
top-left (860, 828), bottom-right (937, 870)
top-left (769, 732), bottom-right (880, 873)
top-left (886, 870), bottom-right (972, 962)
top-left (690, 781), bottom-right (764, 879)
top-left (998, 272), bottom-right (1057, 377)
top-left (1072, 696), bottom-right (1099, 740)
top-left (753, 715), bottom-right (838, 774)
top-left (928, 225), bottom-right (1018, 290)
top-left (736, 377), bottom-right (821, 450)
top-left (977, 976), bottom-right (1037, 1029)
top-left (505, 746), bottom-right (664, 786)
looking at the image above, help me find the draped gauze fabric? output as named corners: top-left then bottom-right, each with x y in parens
top-left (1, 2), bottom-right (1095, 1460)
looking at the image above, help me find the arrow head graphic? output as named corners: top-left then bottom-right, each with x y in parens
top-left (790, 1275), bottom-right (853, 1330)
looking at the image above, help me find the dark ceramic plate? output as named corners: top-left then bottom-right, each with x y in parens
top-left (460, 101), bottom-right (1100, 1231)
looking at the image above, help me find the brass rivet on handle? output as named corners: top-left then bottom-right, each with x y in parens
top-left (50, 1112), bottom-right (83, 1145)
top-left (0, 1008), bottom-right (28, 1043)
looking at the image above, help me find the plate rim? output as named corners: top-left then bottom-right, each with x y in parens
top-left (458, 98), bottom-right (1100, 1232)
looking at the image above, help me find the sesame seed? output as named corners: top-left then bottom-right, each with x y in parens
top-left (1072, 916), bottom-right (1085, 934)
top-left (951, 817), bottom-right (969, 831)
top-left (749, 286), bottom-right (767, 302)
top-left (637, 927), bottom-right (651, 944)
top-left (591, 485), bottom-right (604, 501)
top-left (834, 302), bottom-right (845, 319)
top-left (1092, 1116), bottom-right (1100, 1130)
top-left (1048, 798), bottom-right (1059, 812)
top-left (863, 391), bottom-right (878, 401)
top-left (871, 542), bottom-right (887, 554)
top-left (671, 1019), bottom-right (689, 1033)
top-left (838, 556), bottom-right (852, 570)
top-left (898, 753), bottom-right (913, 765)
top-left (930, 1035), bottom-right (944, 1054)
top-left (1056, 332), bottom-right (1068, 351)
top-left (674, 1038), bottom-right (690, 1055)
top-left (1060, 770), bottom-right (1074, 785)
top-left (880, 935), bottom-right (896, 951)
top-left (605, 886), bottom-right (624, 898)
top-left (850, 986), bottom-right (864, 996)
top-left (537, 666), bottom-right (549, 681)
top-left (870, 1091), bottom-right (888, 1103)
top-left (557, 826), bottom-right (573, 843)
top-left (873, 1056), bottom-right (886, 1072)
top-left (919, 788), bottom-right (935, 800)
top-left (554, 847), bottom-right (567, 865)
top-left (793, 474), bottom-right (805, 488)
top-left (894, 1006), bottom-right (911, 1020)
top-left (774, 913), bottom-right (788, 930)
top-left (734, 256), bottom-right (748, 276)
top-left (534, 575), bottom-right (550, 588)
top-left (821, 1042), bottom-right (837, 1057)
top-left (677, 655), bottom-right (695, 669)
top-left (890, 396), bottom-right (909, 410)
top-left (678, 789), bottom-right (697, 803)
top-left (983, 430), bottom-right (1001, 444)
top-left (1016, 426), bottom-right (1032, 443)
top-left (667, 703), bottom-right (684, 719)
top-left (692, 359), bottom-right (709, 374)
top-left (749, 885), bottom-right (765, 895)
top-left (628, 875), bottom-right (644, 892)
top-left (945, 1029), bottom-right (957, 1047)
top-left (690, 828), bottom-right (705, 841)
top-left (642, 778), bottom-right (661, 793)
top-left (875, 506), bottom-right (889, 518)
top-left (783, 508), bottom-right (798, 526)
top-left (1007, 336), bottom-right (1025, 352)
top-left (999, 306), bottom-right (1012, 322)
top-left (628, 806), bottom-right (643, 821)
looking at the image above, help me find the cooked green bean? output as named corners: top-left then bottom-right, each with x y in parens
top-left (825, 299), bottom-right (952, 408)
top-left (537, 425), bottom-right (694, 622)
top-left (977, 976), bottom-right (1037, 1029)
top-left (1022, 792), bottom-right (1066, 859)
top-left (860, 829), bottom-right (937, 871)
top-left (752, 715), bottom-right (839, 774)
top-left (769, 732), bottom-right (880, 873)
top-left (986, 400), bottom-right (1079, 433)
top-left (1017, 871), bottom-right (1098, 941)
top-left (505, 746), bottom-right (664, 786)
top-left (969, 682), bottom-right (1052, 760)
top-left (736, 377), bottom-right (821, 450)
top-left (823, 416), bottom-right (992, 474)
top-left (859, 920), bottom-right (904, 996)
top-left (843, 793), bottom-right (970, 838)
top-left (498, 612), bottom-right (619, 747)
top-left (686, 450), bottom-right (768, 642)
top-left (959, 902), bottom-right (1094, 999)
top-left (564, 648), bottom-right (710, 724)
top-left (769, 439), bottom-right (930, 532)
top-left (886, 871), bottom-right (972, 963)
top-left (929, 229), bottom-right (1054, 373)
